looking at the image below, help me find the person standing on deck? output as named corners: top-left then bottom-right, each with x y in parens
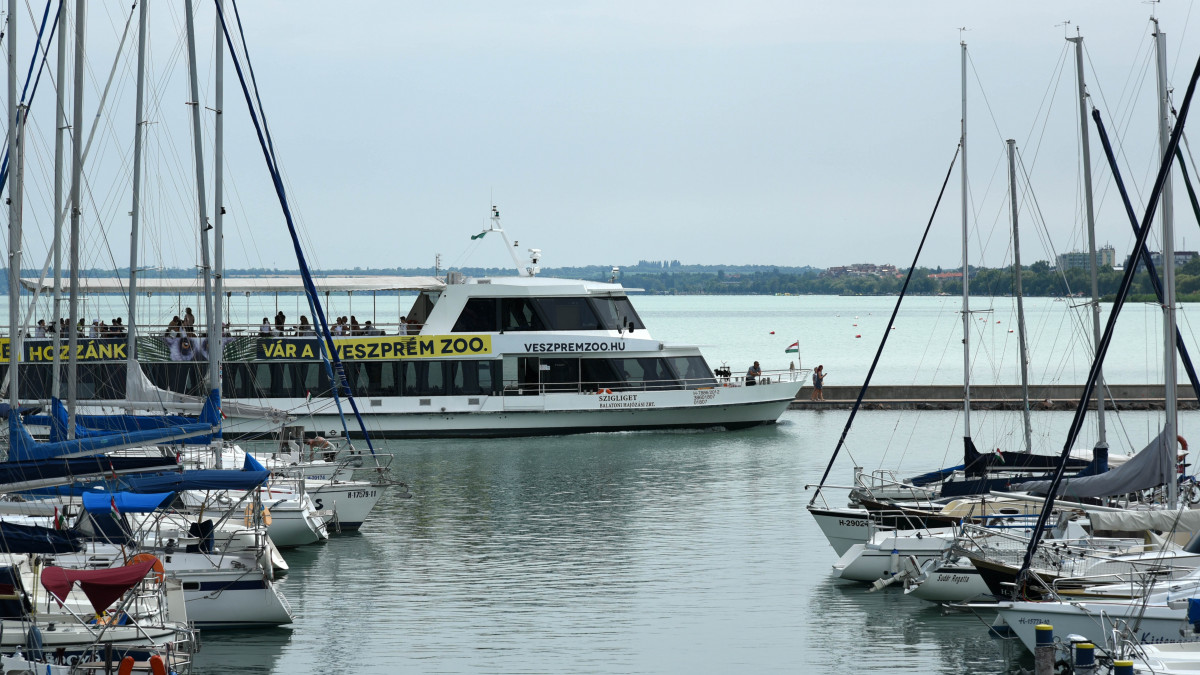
top-left (182, 308), bottom-right (195, 332)
top-left (746, 361), bottom-right (762, 386)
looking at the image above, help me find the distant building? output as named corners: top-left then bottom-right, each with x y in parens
top-left (1123, 250), bottom-right (1198, 272)
top-left (823, 263), bottom-right (899, 278)
top-left (927, 271), bottom-right (963, 280)
top-left (1057, 245), bottom-right (1116, 271)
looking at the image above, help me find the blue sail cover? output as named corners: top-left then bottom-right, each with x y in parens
top-left (81, 491), bottom-right (174, 514)
top-left (7, 411), bottom-right (215, 462)
top-left (24, 398), bottom-right (194, 441)
top-left (121, 469), bottom-right (270, 493)
top-left (0, 454), bottom-right (177, 489)
top-left (0, 521), bottom-right (81, 554)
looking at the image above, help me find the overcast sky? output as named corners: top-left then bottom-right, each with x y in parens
top-left (13, 1), bottom-right (1200, 274)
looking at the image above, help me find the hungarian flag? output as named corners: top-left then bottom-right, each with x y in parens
top-left (305, 390), bottom-right (312, 403)
top-left (785, 341), bottom-right (799, 354)
top-left (110, 496), bottom-right (120, 518)
top-left (993, 448), bottom-right (1006, 464)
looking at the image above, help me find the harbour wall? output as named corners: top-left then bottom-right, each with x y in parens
top-left (788, 384), bottom-right (1197, 411)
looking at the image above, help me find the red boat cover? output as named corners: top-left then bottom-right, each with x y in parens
top-left (40, 557), bottom-right (158, 614)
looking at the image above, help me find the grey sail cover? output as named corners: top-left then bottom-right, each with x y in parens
top-left (1023, 430), bottom-right (1171, 499)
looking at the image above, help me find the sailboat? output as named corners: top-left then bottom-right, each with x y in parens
top-left (980, 19), bottom-right (1200, 654)
top-left (807, 42), bottom-right (1103, 569)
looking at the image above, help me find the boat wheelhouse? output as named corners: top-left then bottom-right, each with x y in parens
top-left (11, 273), bottom-right (805, 439)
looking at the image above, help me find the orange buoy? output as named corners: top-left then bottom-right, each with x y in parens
top-left (127, 553), bottom-right (165, 584)
top-left (149, 654), bottom-right (168, 675)
top-left (118, 656), bottom-right (136, 675)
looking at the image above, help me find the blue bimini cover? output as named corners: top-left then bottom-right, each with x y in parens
top-left (81, 491), bottom-right (174, 514)
top-left (122, 469), bottom-right (270, 493)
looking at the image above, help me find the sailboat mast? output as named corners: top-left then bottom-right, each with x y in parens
top-left (126, 0), bottom-right (149, 404)
top-left (1154, 22), bottom-right (1179, 508)
top-left (1007, 139), bottom-right (1033, 453)
top-left (6, 0), bottom-right (18, 410)
top-left (184, 0), bottom-right (217, 396)
top-left (1069, 33), bottom-right (1108, 457)
top-left (50, 0), bottom-right (67, 401)
top-left (66, 0), bottom-right (85, 439)
top-left (960, 41), bottom-right (973, 449)
top-left (213, 0), bottom-right (225, 426)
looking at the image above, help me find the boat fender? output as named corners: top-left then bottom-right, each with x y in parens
top-left (149, 654), bottom-right (168, 675)
top-left (118, 656), bottom-right (136, 675)
top-left (127, 553), bottom-right (165, 584)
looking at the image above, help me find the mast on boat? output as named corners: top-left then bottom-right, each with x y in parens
top-left (483, 206), bottom-right (538, 277)
top-left (213, 0), bottom-right (226, 444)
top-left (1007, 139), bottom-right (1033, 454)
top-left (960, 40), bottom-right (975, 467)
top-left (66, 0), bottom-right (85, 439)
top-left (1068, 31), bottom-right (1109, 465)
top-left (50, 0), bottom-right (67, 403)
top-left (6, 0), bottom-right (19, 411)
top-left (126, 0), bottom-right (150, 406)
top-left (184, 0), bottom-right (219, 432)
top-left (1154, 20), bottom-right (1179, 508)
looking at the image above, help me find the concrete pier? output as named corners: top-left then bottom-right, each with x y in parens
top-left (788, 384), bottom-right (1197, 411)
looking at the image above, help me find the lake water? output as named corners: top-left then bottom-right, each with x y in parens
top-left (161, 293), bottom-right (1192, 674)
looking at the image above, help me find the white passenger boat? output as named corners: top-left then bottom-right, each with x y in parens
top-left (18, 225), bottom-right (805, 439)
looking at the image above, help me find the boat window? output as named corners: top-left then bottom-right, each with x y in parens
top-left (449, 361), bottom-right (499, 395)
top-left (500, 298), bottom-right (547, 331)
top-left (540, 358), bottom-right (580, 392)
top-left (5, 364), bottom-right (129, 400)
top-left (590, 296), bottom-right (644, 331)
top-left (664, 356), bottom-right (717, 389)
top-left (533, 298), bottom-right (604, 331)
top-left (146, 363), bottom-right (207, 396)
top-left (402, 360), bottom-right (448, 396)
top-left (608, 358), bottom-right (680, 390)
top-left (452, 298), bottom-right (499, 332)
top-left (580, 358), bottom-right (621, 391)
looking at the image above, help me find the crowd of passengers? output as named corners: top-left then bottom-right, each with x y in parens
top-left (256, 311), bottom-right (420, 336)
top-left (32, 317), bottom-right (128, 338)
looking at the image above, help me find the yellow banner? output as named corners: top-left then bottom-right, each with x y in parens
top-left (255, 335), bottom-right (493, 361)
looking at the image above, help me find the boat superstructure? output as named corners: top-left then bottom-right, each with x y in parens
top-left (15, 272), bottom-right (805, 439)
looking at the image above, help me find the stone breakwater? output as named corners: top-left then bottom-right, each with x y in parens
top-left (789, 384), bottom-right (1199, 411)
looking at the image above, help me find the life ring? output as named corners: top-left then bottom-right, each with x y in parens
top-left (1179, 435), bottom-right (1189, 452)
top-left (244, 503), bottom-right (274, 527)
top-left (127, 553), bottom-right (165, 584)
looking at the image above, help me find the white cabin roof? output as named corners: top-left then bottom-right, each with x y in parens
top-left (20, 275), bottom-right (446, 295)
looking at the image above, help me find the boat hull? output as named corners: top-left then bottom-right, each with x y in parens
top-left (220, 383), bottom-right (800, 439)
top-left (995, 600), bottom-right (1200, 652)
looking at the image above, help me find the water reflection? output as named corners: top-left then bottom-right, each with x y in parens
top-left (194, 413), bottom-right (1041, 673)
